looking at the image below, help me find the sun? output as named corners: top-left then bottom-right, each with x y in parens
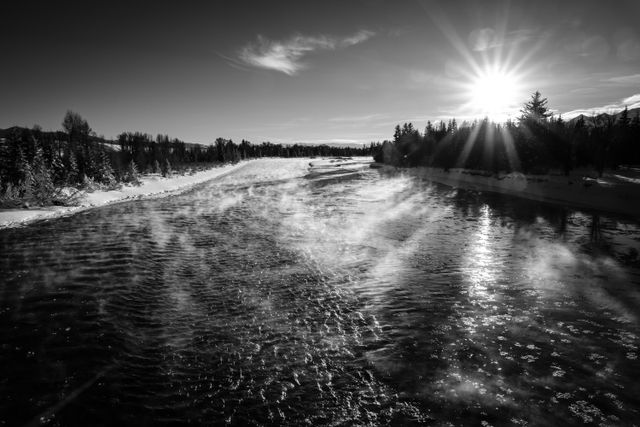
top-left (469, 68), bottom-right (521, 122)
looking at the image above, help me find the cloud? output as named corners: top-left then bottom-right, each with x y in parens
top-left (237, 30), bottom-right (374, 75)
top-left (623, 94), bottom-right (640, 105)
top-left (569, 87), bottom-right (600, 95)
top-left (469, 28), bottom-right (499, 51)
top-left (342, 30), bottom-right (375, 46)
top-left (563, 93), bottom-right (640, 119)
top-left (607, 74), bottom-right (640, 85)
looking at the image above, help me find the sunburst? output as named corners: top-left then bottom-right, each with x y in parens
top-left (468, 67), bottom-right (521, 122)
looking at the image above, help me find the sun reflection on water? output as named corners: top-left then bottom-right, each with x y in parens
top-left (464, 204), bottom-right (498, 303)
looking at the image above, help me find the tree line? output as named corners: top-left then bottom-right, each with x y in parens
top-left (0, 111), bottom-right (372, 208)
top-left (373, 91), bottom-right (640, 176)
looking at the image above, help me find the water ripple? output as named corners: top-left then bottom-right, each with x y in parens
top-left (1, 158), bottom-right (639, 425)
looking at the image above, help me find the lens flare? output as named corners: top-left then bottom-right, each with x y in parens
top-left (469, 68), bottom-right (520, 121)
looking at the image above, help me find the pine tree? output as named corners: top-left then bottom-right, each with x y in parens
top-left (50, 151), bottom-right (66, 184)
top-left (125, 160), bottom-right (140, 184)
top-left (98, 151), bottom-right (116, 187)
top-left (17, 148), bottom-right (34, 201)
top-left (393, 125), bottom-right (402, 143)
top-left (520, 91), bottom-right (552, 122)
top-left (67, 151), bottom-right (79, 184)
top-left (30, 147), bottom-right (55, 204)
top-left (619, 106), bottom-right (630, 127)
top-left (425, 121), bottom-right (434, 136)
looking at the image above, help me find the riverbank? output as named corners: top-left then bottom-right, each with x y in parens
top-left (377, 164), bottom-right (640, 217)
top-left (0, 161), bottom-right (249, 228)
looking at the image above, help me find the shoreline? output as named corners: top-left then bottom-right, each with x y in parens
top-left (378, 164), bottom-right (640, 218)
top-left (3, 158), bottom-right (638, 229)
top-left (0, 161), bottom-right (250, 229)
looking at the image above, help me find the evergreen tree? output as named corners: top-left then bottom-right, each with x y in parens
top-left (50, 151), bottom-right (66, 184)
top-left (67, 151), bottom-right (79, 184)
top-left (98, 150), bottom-right (116, 187)
top-left (62, 110), bottom-right (92, 178)
top-left (124, 160), bottom-right (140, 184)
top-left (425, 121), bottom-right (434, 136)
top-left (30, 147), bottom-right (55, 204)
top-left (393, 125), bottom-right (402, 143)
top-left (17, 148), bottom-right (34, 201)
top-left (619, 106), bottom-right (630, 127)
top-left (520, 91), bottom-right (552, 122)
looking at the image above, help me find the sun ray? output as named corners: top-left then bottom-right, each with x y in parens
top-left (421, 3), bottom-right (484, 77)
top-left (483, 120), bottom-right (495, 169)
top-left (499, 125), bottom-right (522, 171)
top-left (455, 124), bottom-right (482, 168)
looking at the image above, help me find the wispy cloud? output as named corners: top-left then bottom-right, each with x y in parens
top-left (342, 30), bottom-right (374, 46)
top-left (236, 30), bottom-right (374, 75)
top-left (606, 74), bottom-right (640, 85)
top-left (563, 93), bottom-right (640, 118)
top-left (623, 94), bottom-right (640, 105)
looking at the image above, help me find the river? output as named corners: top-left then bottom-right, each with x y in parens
top-left (1, 158), bottom-right (639, 426)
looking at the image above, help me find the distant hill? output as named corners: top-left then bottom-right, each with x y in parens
top-left (567, 107), bottom-right (640, 127)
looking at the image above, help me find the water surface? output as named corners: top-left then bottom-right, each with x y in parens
top-left (1, 158), bottom-right (639, 425)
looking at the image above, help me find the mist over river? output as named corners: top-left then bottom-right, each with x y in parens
top-left (1, 158), bottom-right (639, 426)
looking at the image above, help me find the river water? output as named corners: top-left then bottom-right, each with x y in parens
top-left (1, 158), bottom-right (639, 426)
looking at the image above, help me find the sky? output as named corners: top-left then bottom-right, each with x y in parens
top-left (2, 0), bottom-right (640, 145)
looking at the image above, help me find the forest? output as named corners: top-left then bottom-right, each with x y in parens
top-left (0, 111), bottom-right (372, 208)
top-left (372, 91), bottom-right (640, 176)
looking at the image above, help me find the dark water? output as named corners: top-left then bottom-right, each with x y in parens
top-left (1, 158), bottom-right (640, 426)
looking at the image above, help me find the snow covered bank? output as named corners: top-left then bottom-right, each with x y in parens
top-left (380, 165), bottom-right (640, 217)
top-left (0, 161), bottom-right (250, 228)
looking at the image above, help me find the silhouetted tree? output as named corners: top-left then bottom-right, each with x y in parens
top-left (62, 111), bottom-right (91, 139)
top-left (520, 91), bottom-right (552, 123)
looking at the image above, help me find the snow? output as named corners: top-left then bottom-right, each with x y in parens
top-left (397, 166), bottom-right (640, 217)
top-left (0, 161), bottom-right (249, 228)
top-left (2, 158), bottom-right (638, 229)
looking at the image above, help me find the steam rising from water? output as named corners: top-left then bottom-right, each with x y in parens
top-left (1, 158), bottom-right (639, 425)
